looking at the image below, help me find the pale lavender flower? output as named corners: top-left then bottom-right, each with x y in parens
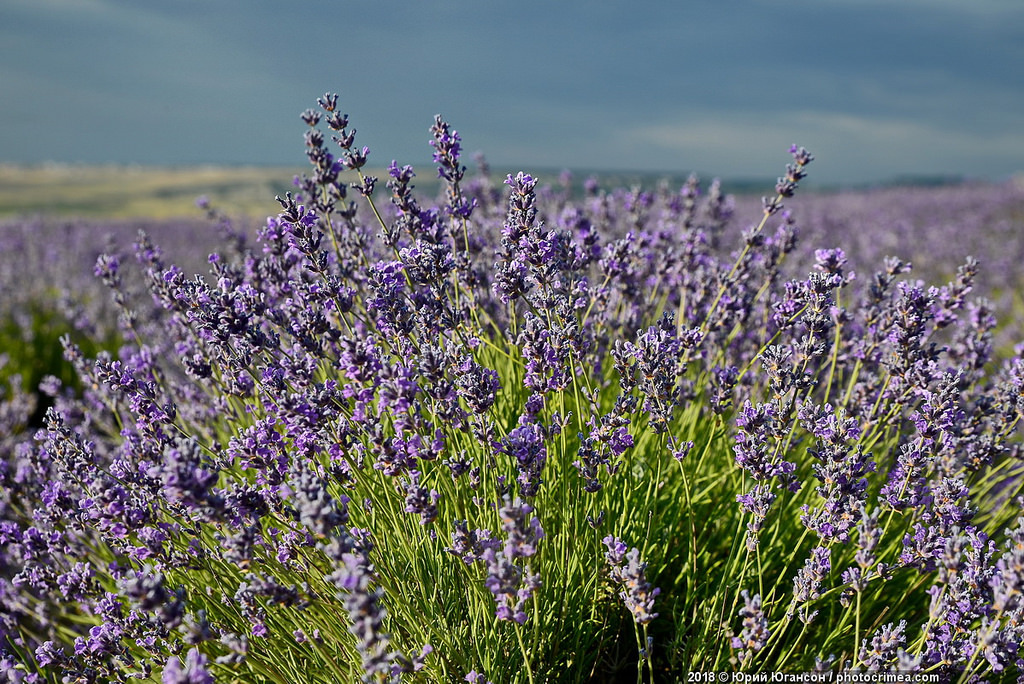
top-left (731, 590), bottom-right (770, 666)
top-left (859, 620), bottom-right (907, 671)
top-left (736, 483), bottom-right (777, 552)
top-left (324, 532), bottom-right (406, 681)
top-left (603, 536), bottom-right (660, 624)
top-left (790, 546), bottom-right (830, 623)
top-left (499, 497), bottom-right (544, 559)
top-left (481, 548), bottom-right (540, 625)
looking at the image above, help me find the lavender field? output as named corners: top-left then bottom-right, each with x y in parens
top-left (3, 96), bottom-right (1024, 683)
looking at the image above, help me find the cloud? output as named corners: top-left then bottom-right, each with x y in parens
top-left (7, 0), bottom-right (115, 13)
top-left (0, 0), bottom-right (301, 164)
top-left (623, 111), bottom-right (1024, 183)
top-left (764, 0), bottom-right (1023, 16)
top-left (1, 0), bottom-right (1019, 181)
top-left (634, 111), bottom-right (1024, 156)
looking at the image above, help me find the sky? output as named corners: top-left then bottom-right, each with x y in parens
top-left (2, 0), bottom-right (1022, 187)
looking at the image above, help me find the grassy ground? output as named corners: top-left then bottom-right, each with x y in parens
top-left (0, 164), bottom-right (306, 219)
top-left (0, 163), bottom-right (786, 221)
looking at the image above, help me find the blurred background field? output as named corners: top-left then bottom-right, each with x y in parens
top-left (0, 164), bottom-right (304, 219)
top-left (0, 163), bottom-right (740, 219)
top-left (2, 165), bottom-right (1023, 395)
top-left (2, 166), bottom-right (1023, 405)
top-left (0, 162), bottom-right (997, 221)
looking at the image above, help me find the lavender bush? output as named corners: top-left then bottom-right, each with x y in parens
top-left (2, 94), bottom-right (1024, 682)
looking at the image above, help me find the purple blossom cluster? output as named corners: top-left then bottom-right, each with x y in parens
top-left (480, 497), bottom-right (544, 625)
top-left (602, 536), bottom-right (660, 625)
top-left (1, 94), bottom-right (1024, 679)
top-left (731, 590), bottom-right (770, 667)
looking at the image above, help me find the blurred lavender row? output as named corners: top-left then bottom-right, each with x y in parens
top-left (0, 216), bottom-right (225, 336)
top-left (739, 181), bottom-right (1024, 292)
top-left (3, 178), bottom-right (1020, 353)
top-left (0, 216), bottom-right (232, 432)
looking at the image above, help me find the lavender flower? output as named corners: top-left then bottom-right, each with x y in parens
top-left (455, 356), bottom-right (500, 415)
top-left (798, 402), bottom-right (875, 543)
top-left (497, 421), bottom-right (548, 498)
top-left (466, 498), bottom-right (545, 625)
top-left (447, 521), bottom-right (500, 565)
top-left (859, 620), bottom-right (907, 671)
top-left (879, 442), bottom-right (931, 511)
top-left (324, 532), bottom-right (409, 681)
top-left (732, 590), bottom-right (770, 666)
top-left (498, 497), bottom-right (544, 559)
top-left (992, 519), bottom-right (1024, 614)
top-left (602, 536), bottom-right (660, 624)
top-left (481, 547), bottom-right (541, 625)
top-left (709, 364), bottom-right (739, 415)
top-left (430, 115), bottom-right (476, 220)
top-left (402, 470), bottom-right (439, 525)
top-left (790, 546), bottom-right (831, 623)
top-left (162, 647), bottom-right (213, 684)
top-left (288, 459), bottom-right (349, 537)
top-left (733, 400), bottom-right (797, 488)
top-left (736, 483), bottom-right (777, 552)
top-left (572, 393), bottom-right (636, 492)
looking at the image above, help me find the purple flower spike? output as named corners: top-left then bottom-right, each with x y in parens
top-left (497, 422), bottom-right (548, 498)
top-left (602, 536), bottom-right (660, 624)
top-left (402, 470), bottom-right (440, 525)
top-left (790, 546), bottom-right (831, 623)
top-left (479, 497), bottom-right (544, 624)
top-left (499, 497), bottom-right (544, 558)
top-left (162, 647), bottom-right (213, 684)
top-left (734, 401), bottom-right (797, 489)
top-left (859, 620), bottom-right (908, 671)
top-left (732, 590), bottom-right (770, 665)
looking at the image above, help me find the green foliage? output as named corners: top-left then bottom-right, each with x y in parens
top-left (0, 302), bottom-right (118, 425)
